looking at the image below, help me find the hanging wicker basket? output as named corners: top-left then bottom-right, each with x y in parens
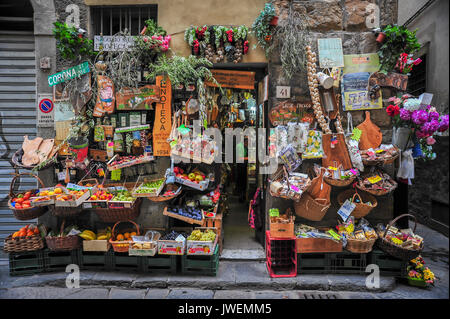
top-left (324, 175), bottom-right (356, 187)
top-left (337, 188), bottom-right (377, 219)
top-left (8, 173), bottom-right (48, 221)
top-left (377, 214), bottom-right (423, 261)
top-left (109, 220), bottom-right (141, 253)
top-left (356, 169), bottom-right (398, 196)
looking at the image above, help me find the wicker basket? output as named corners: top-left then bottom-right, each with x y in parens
top-left (362, 147), bottom-right (400, 166)
top-left (293, 192), bottom-right (330, 221)
top-left (337, 189), bottom-right (377, 219)
top-left (45, 221), bottom-right (80, 251)
top-left (269, 165), bottom-right (311, 201)
top-left (8, 173), bottom-right (48, 221)
top-left (94, 198), bottom-right (142, 223)
top-left (377, 214), bottom-right (423, 261)
top-left (356, 170), bottom-right (398, 196)
top-left (109, 220), bottom-right (141, 253)
top-left (346, 237), bottom-right (377, 253)
top-left (3, 234), bottom-right (44, 253)
top-left (49, 205), bottom-right (84, 218)
top-left (324, 175), bottom-right (356, 187)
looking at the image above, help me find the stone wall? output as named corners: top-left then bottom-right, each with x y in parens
top-left (266, 0), bottom-right (399, 227)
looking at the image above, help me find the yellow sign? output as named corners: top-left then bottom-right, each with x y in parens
top-left (153, 76), bottom-right (172, 156)
top-left (368, 175), bottom-right (382, 184)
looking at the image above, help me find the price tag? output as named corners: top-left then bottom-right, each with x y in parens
top-left (83, 202), bottom-right (92, 209)
top-left (368, 175), bottom-right (382, 184)
top-left (337, 199), bottom-right (356, 222)
top-left (349, 169), bottom-right (358, 175)
top-left (269, 208), bottom-right (280, 217)
top-left (351, 128), bottom-right (362, 141)
top-left (290, 185), bottom-right (300, 192)
top-left (111, 169), bottom-right (121, 181)
top-left (328, 166), bottom-right (338, 171)
top-left (375, 149), bottom-right (384, 153)
top-left (170, 140), bottom-right (177, 148)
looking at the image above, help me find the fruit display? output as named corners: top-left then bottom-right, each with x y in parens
top-left (107, 154), bottom-right (154, 171)
top-left (113, 231), bottom-right (137, 241)
top-left (56, 188), bottom-right (89, 202)
top-left (133, 178), bottom-right (165, 196)
top-left (89, 187), bottom-right (114, 201)
top-left (166, 205), bottom-right (203, 221)
top-left (12, 224), bottom-right (40, 238)
top-left (187, 229), bottom-right (216, 242)
top-left (131, 242), bottom-right (155, 249)
top-left (79, 227), bottom-right (112, 241)
top-left (160, 230), bottom-right (189, 241)
top-left (10, 191), bottom-right (34, 209)
top-left (110, 189), bottom-right (135, 202)
top-left (173, 166), bottom-right (206, 183)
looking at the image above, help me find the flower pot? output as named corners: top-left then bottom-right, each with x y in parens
top-left (376, 32), bottom-right (386, 43)
top-left (68, 136), bottom-right (89, 163)
top-left (270, 16), bottom-right (279, 26)
top-left (407, 277), bottom-right (428, 288)
top-left (392, 127), bottom-right (413, 150)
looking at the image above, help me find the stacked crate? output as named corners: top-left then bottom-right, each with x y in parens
top-left (265, 231), bottom-right (297, 278)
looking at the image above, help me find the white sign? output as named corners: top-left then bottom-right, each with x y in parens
top-left (94, 36), bottom-right (135, 51)
top-left (276, 86), bottom-right (290, 99)
top-left (65, 4), bottom-right (80, 28)
top-left (337, 199), bottom-right (356, 222)
top-left (37, 94), bottom-right (55, 128)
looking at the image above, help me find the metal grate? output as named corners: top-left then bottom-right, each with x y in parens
top-left (298, 292), bottom-right (342, 299)
top-left (407, 54), bottom-right (427, 96)
top-left (91, 5), bottom-right (158, 36)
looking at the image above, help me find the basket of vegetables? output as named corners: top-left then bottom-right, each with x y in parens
top-left (109, 220), bottom-right (141, 253)
top-left (3, 224), bottom-right (45, 253)
top-left (45, 221), bottom-right (81, 251)
top-left (8, 173), bottom-right (48, 221)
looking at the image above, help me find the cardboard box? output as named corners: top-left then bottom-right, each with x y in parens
top-left (83, 240), bottom-right (110, 252)
top-left (186, 227), bottom-right (218, 256)
top-left (157, 239), bottom-right (185, 255)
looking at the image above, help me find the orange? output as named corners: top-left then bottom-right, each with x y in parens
top-left (130, 232), bottom-right (137, 237)
top-left (54, 188), bottom-right (62, 194)
top-left (116, 234), bottom-right (124, 241)
top-left (124, 232), bottom-right (130, 239)
top-left (18, 231), bottom-right (26, 237)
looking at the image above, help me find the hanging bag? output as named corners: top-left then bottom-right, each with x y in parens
top-left (322, 133), bottom-right (353, 170)
top-left (357, 111), bottom-right (382, 150)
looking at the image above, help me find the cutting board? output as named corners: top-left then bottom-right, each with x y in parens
top-left (357, 111), bottom-right (382, 150)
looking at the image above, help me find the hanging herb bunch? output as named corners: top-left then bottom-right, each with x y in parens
top-left (273, 3), bottom-right (310, 80)
top-left (134, 19), bottom-right (171, 66)
top-left (184, 25), bottom-right (249, 63)
top-left (251, 2), bottom-right (277, 58)
top-left (53, 21), bottom-right (96, 63)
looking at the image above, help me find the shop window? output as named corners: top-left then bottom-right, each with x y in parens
top-left (91, 5), bottom-right (158, 36)
top-left (407, 54), bottom-right (427, 96)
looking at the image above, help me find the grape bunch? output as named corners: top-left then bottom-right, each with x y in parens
top-left (187, 229), bottom-right (216, 242)
top-left (161, 230), bottom-right (189, 241)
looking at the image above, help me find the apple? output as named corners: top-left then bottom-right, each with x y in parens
top-left (188, 173), bottom-right (196, 181)
top-left (195, 175), bottom-right (204, 182)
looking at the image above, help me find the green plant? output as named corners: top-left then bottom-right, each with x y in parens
top-left (142, 19), bottom-right (167, 37)
top-left (274, 3), bottom-right (310, 80)
top-left (53, 21), bottom-right (95, 62)
top-left (251, 2), bottom-right (276, 57)
top-left (378, 24), bottom-right (421, 73)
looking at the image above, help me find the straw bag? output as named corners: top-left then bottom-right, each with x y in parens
top-left (293, 168), bottom-right (331, 221)
top-left (109, 220), bottom-right (141, 253)
top-left (45, 220), bottom-right (81, 251)
top-left (377, 214), bottom-right (423, 261)
top-left (357, 111), bottom-right (382, 151)
top-left (8, 173), bottom-right (48, 221)
top-left (337, 189), bottom-right (377, 219)
top-left (322, 133), bottom-right (353, 170)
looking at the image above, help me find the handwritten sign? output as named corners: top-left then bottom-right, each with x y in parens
top-left (48, 62), bottom-right (90, 87)
top-left (94, 35), bottom-right (135, 51)
top-left (318, 38), bottom-right (344, 68)
top-left (153, 76), bottom-right (172, 156)
top-left (205, 70), bottom-right (255, 90)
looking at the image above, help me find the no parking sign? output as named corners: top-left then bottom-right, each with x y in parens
top-left (37, 94), bottom-right (55, 127)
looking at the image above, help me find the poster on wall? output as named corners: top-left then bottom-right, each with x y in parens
top-left (318, 38), bottom-right (344, 68)
top-left (153, 75), bottom-right (172, 156)
top-left (341, 53), bottom-right (383, 111)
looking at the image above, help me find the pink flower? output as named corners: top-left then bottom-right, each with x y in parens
top-left (416, 130), bottom-right (429, 139)
top-left (428, 111), bottom-right (440, 121)
top-left (412, 110), bottom-right (429, 125)
top-left (438, 114), bottom-right (449, 132)
top-left (399, 108), bottom-right (411, 121)
top-left (426, 136), bottom-right (436, 145)
top-left (388, 96), bottom-right (396, 102)
top-left (413, 58), bottom-right (422, 65)
top-left (394, 97), bottom-right (402, 105)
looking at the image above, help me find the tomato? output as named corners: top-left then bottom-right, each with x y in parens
top-left (15, 198), bottom-right (24, 204)
top-left (23, 194), bottom-right (30, 200)
top-left (23, 200), bottom-right (31, 206)
top-left (15, 204), bottom-right (22, 209)
top-left (22, 204), bottom-right (31, 209)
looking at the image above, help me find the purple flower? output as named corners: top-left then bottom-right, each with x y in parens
top-left (421, 120), bottom-right (440, 135)
top-left (428, 111), bottom-right (440, 121)
top-left (399, 108), bottom-right (411, 121)
top-left (438, 114), bottom-right (449, 132)
top-left (412, 110), bottom-right (429, 125)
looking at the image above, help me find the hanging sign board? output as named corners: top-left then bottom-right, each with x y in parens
top-left (116, 85), bottom-right (161, 110)
top-left (205, 70), bottom-right (255, 90)
top-left (153, 76), bottom-right (172, 156)
top-left (47, 61), bottom-right (90, 87)
top-left (37, 94), bottom-right (55, 127)
top-left (94, 36), bottom-right (135, 51)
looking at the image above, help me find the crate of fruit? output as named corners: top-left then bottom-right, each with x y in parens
top-left (132, 175), bottom-right (165, 198)
top-left (163, 205), bottom-right (204, 226)
top-left (171, 166), bottom-right (210, 191)
top-left (157, 230), bottom-right (188, 255)
top-left (186, 227), bottom-right (218, 256)
top-left (30, 185), bottom-right (66, 207)
top-left (108, 187), bottom-right (138, 209)
top-left (129, 230), bottom-right (161, 257)
top-left (55, 185), bottom-right (92, 208)
top-left (82, 186), bottom-right (114, 209)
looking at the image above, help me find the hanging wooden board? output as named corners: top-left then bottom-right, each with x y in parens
top-left (153, 76), bottom-right (172, 156)
top-left (321, 133), bottom-right (353, 170)
top-left (205, 69), bottom-right (255, 90)
top-left (357, 111), bottom-right (382, 150)
top-left (116, 85), bottom-right (160, 110)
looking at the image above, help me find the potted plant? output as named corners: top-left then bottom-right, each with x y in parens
top-left (406, 256), bottom-right (436, 288)
top-left (376, 31), bottom-right (386, 43)
top-left (53, 22), bottom-right (95, 64)
top-left (377, 24), bottom-right (421, 74)
top-left (251, 2), bottom-right (277, 57)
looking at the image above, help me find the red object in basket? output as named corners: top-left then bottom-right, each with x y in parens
top-left (265, 230), bottom-right (297, 278)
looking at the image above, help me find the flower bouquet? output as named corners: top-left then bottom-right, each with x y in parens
top-left (407, 256), bottom-right (436, 288)
top-left (386, 94), bottom-right (449, 159)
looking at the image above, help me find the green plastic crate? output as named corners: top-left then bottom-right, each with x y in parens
top-left (368, 249), bottom-right (408, 277)
top-left (181, 245), bottom-right (219, 276)
top-left (328, 252), bottom-right (367, 274)
top-left (43, 249), bottom-right (78, 272)
top-left (9, 250), bottom-right (45, 276)
top-left (77, 249), bottom-right (112, 271)
top-left (141, 254), bottom-right (177, 274)
top-left (297, 253), bottom-right (330, 274)
top-left (110, 251), bottom-right (141, 271)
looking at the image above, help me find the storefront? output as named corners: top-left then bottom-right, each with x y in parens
top-left (2, 0), bottom-right (446, 287)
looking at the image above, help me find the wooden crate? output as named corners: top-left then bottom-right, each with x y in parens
top-left (202, 212), bottom-right (223, 254)
top-left (296, 238), bottom-right (343, 253)
top-left (270, 220), bottom-right (294, 239)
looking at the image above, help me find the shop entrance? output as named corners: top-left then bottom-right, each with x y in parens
top-left (207, 63), bottom-right (267, 258)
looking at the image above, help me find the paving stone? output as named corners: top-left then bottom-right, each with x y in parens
top-left (214, 290), bottom-right (254, 299)
top-left (234, 262), bottom-right (272, 289)
top-left (253, 290), bottom-right (292, 299)
top-left (0, 287), bottom-right (75, 299)
top-left (145, 288), bottom-right (170, 299)
top-left (109, 288), bottom-right (146, 299)
top-left (294, 274), bottom-right (330, 290)
top-left (91, 272), bottom-right (137, 287)
top-left (167, 288), bottom-right (214, 299)
top-left (131, 274), bottom-right (168, 289)
top-left (62, 288), bottom-right (110, 299)
top-left (269, 276), bottom-right (297, 290)
top-left (327, 275), bottom-right (396, 292)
